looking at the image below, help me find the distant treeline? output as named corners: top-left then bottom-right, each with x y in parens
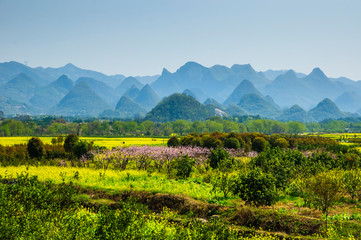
top-left (1, 116), bottom-right (361, 137)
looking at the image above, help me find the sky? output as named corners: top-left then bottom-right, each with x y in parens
top-left (0, 0), bottom-right (360, 79)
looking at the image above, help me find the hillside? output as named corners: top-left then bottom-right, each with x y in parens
top-left (238, 93), bottom-right (281, 118)
top-left (134, 84), bottom-right (161, 111)
top-left (114, 96), bottom-right (147, 119)
top-left (308, 98), bottom-right (346, 122)
top-left (224, 80), bottom-right (262, 106)
top-left (145, 93), bottom-right (213, 122)
top-left (49, 81), bottom-right (110, 116)
top-left (277, 105), bottom-right (308, 122)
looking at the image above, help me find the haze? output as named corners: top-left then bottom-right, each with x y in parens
top-left (0, 0), bottom-right (360, 79)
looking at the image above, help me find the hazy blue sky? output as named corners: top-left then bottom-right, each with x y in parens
top-left (0, 0), bottom-right (360, 79)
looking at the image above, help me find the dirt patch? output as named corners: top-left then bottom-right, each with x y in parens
top-left (77, 187), bottom-right (221, 217)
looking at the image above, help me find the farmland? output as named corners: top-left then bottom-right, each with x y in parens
top-left (1, 132), bottom-right (361, 239)
top-left (0, 136), bottom-right (168, 148)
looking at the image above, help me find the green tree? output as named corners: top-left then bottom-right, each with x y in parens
top-left (304, 171), bottom-right (343, 228)
top-left (27, 137), bottom-right (44, 159)
top-left (64, 134), bottom-right (79, 153)
top-left (234, 168), bottom-right (278, 207)
top-left (209, 148), bottom-right (230, 170)
top-left (167, 136), bottom-right (180, 147)
top-left (172, 120), bottom-right (190, 135)
top-left (252, 137), bottom-right (269, 152)
top-left (172, 155), bottom-right (196, 179)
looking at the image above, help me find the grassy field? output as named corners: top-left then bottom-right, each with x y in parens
top-left (0, 137), bottom-right (168, 148)
top-left (0, 166), bottom-right (221, 200)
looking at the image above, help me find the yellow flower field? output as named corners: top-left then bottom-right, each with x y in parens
top-left (0, 137), bottom-right (168, 148)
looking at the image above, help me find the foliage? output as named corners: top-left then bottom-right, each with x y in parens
top-left (167, 136), bottom-right (180, 147)
top-left (234, 168), bottom-right (278, 207)
top-left (171, 155), bottom-right (196, 179)
top-left (252, 137), bottom-right (269, 152)
top-left (64, 134), bottom-right (79, 153)
top-left (209, 148), bottom-right (230, 170)
top-left (27, 137), bottom-right (44, 159)
top-left (304, 171), bottom-right (343, 227)
top-left (342, 170), bottom-right (361, 201)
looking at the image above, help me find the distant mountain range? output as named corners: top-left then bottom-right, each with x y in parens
top-left (0, 60), bottom-right (360, 122)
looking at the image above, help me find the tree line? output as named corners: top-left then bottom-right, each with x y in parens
top-left (1, 116), bottom-right (361, 137)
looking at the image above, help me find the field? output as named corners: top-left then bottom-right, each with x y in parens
top-left (1, 132), bottom-right (361, 239)
top-left (0, 136), bottom-right (168, 148)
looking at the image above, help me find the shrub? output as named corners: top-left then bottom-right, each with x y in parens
top-left (171, 155), bottom-right (196, 179)
top-left (252, 137), bottom-right (269, 152)
top-left (304, 171), bottom-right (343, 227)
top-left (233, 168), bottom-right (278, 207)
top-left (202, 136), bottom-right (223, 149)
top-left (224, 137), bottom-right (241, 149)
top-left (27, 137), bottom-right (44, 159)
top-left (209, 148), bottom-right (230, 169)
top-left (273, 138), bottom-right (289, 149)
top-left (167, 136), bottom-right (180, 147)
top-left (342, 169), bottom-right (361, 201)
top-left (64, 134), bottom-right (79, 153)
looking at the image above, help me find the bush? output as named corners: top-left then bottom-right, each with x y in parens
top-left (167, 136), bottom-right (180, 147)
top-left (342, 169), bottom-right (361, 201)
top-left (224, 137), bottom-right (241, 149)
top-left (73, 140), bottom-right (93, 159)
top-left (202, 136), bottom-right (223, 149)
top-left (171, 155), bottom-right (196, 179)
top-left (64, 134), bottom-right (79, 153)
top-left (209, 148), bottom-right (230, 170)
top-left (273, 138), bottom-right (289, 149)
top-left (234, 168), bottom-right (278, 207)
top-left (27, 137), bottom-right (44, 159)
top-left (252, 137), bottom-right (269, 152)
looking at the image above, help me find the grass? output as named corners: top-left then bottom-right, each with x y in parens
top-left (0, 166), bottom-right (221, 200)
top-left (0, 136), bottom-right (168, 148)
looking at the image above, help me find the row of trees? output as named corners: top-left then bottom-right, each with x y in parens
top-left (1, 117), bottom-right (361, 137)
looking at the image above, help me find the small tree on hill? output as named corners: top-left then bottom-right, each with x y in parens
top-left (27, 137), bottom-right (44, 159)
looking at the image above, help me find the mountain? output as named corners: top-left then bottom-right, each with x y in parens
top-left (204, 98), bottom-right (223, 108)
top-left (262, 69), bottom-right (306, 80)
top-left (308, 98), bottom-right (346, 122)
top-left (224, 80), bottom-right (262, 106)
top-left (49, 81), bottom-right (110, 116)
top-left (151, 68), bottom-right (182, 97)
top-left (0, 61), bottom-right (52, 86)
top-left (152, 62), bottom-right (222, 99)
top-left (29, 75), bottom-right (74, 110)
top-left (335, 91), bottom-right (361, 113)
top-left (0, 73), bottom-right (40, 103)
top-left (135, 75), bottom-right (160, 85)
top-left (145, 93), bottom-right (213, 122)
top-left (123, 85), bottom-right (140, 99)
top-left (182, 89), bottom-right (197, 99)
top-left (0, 94), bottom-right (38, 116)
top-left (76, 77), bottom-right (119, 105)
top-left (229, 64), bottom-right (270, 88)
top-left (238, 93), bottom-right (281, 118)
top-left (225, 104), bottom-right (248, 117)
top-left (277, 105), bottom-right (308, 122)
top-left (114, 95), bottom-right (147, 119)
top-left (116, 77), bottom-right (144, 95)
top-left (262, 70), bottom-right (314, 108)
top-left (134, 84), bottom-right (161, 111)
top-left (37, 63), bottom-right (125, 88)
